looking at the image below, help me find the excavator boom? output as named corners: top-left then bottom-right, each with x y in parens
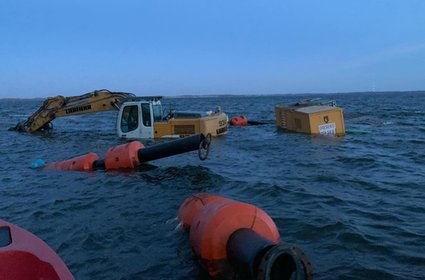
top-left (12, 89), bottom-right (135, 132)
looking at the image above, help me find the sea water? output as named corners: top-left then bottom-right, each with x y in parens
top-left (0, 92), bottom-right (424, 279)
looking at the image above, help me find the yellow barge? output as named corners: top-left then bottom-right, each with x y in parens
top-left (275, 100), bottom-right (345, 136)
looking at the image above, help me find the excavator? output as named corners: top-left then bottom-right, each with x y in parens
top-left (11, 89), bottom-right (229, 139)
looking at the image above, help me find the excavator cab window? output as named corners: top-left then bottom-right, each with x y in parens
top-left (152, 104), bottom-right (162, 122)
top-left (141, 103), bottom-right (152, 127)
top-left (121, 105), bottom-right (139, 133)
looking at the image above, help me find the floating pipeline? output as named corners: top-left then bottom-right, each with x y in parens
top-left (0, 220), bottom-right (74, 280)
top-left (229, 115), bottom-right (270, 126)
top-left (177, 193), bottom-right (313, 280)
top-left (35, 133), bottom-right (211, 171)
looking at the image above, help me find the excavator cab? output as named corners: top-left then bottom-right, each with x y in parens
top-left (117, 96), bottom-right (229, 139)
top-left (117, 97), bottom-right (163, 139)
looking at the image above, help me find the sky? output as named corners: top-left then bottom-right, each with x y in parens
top-left (0, 0), bottom-right (424, 98)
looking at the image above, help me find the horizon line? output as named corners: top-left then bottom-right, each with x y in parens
top-left (1, 89), bottom-right (424, 101)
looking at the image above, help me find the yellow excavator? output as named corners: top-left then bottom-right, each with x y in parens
top-left (11, 89), bottom-right (229, 139)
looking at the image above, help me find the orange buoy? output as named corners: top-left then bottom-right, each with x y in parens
top-left (104, 141), bottom-right (144, 169)
top-left (177, 193), bottom-right (231, 229)
top-left (44, 152), bottom-right (99, 171)
top-left (189, 196), bottom-right (279, 277)
top-left (178, 193), bottom-right (313, 280)
top-left (230, 116), bottom-right (248, 126)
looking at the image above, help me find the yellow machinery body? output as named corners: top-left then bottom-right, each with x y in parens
top-left (153, 113), bottom-right (228, 138)
top-left (275, 103), bottom-right (345, 136)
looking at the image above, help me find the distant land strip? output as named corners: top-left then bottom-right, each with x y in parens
top-left (1, 90), bottom-right (424, 101)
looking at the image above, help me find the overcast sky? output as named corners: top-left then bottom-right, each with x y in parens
top-left (1, 0), bottom-right (424, 98)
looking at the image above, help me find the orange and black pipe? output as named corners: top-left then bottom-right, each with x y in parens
top-left (32, 134), bottom-right (210, 171)
top-left (177, 193), bottom-right (313, 280)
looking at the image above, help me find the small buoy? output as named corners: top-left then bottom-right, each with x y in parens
top-left (178, 193), bottom-right (313, 280)
top-left (230, 116), bottom-right (248, 126)
top-left (30, 159), bottom-right (45, 169)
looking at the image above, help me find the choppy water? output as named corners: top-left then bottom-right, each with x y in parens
top-left (0, 92), bottom-right (424, 279)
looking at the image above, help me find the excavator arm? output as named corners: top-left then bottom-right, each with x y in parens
top-left (12, 89), bottom-right (135, 132)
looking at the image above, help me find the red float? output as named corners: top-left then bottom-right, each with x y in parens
top-left (0, 220), bottom-right (74, 280)
top-left (44, 152), bottom-right (99, 171)
top-left (104, 141), bottom-right (144, 169)
top-left (230, 116), bottom-right (248, 126)
top-left (177, 193), bottom-right (231, 229)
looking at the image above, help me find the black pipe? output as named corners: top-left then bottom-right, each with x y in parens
top-left (138, 134), bottom-right (206, 163)
top-left (247, 120), bottom-right (270, 125)
top-left (227, 228), bottom-right (313, 280)
top-left (92, 159), bottom-right (105, 170)
top-left (90, 134), bottom-right (207, 170)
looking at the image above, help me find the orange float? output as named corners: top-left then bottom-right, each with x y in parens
top-left (104, 141), bottom-right (144, 169)
top-left (0, 220), bottom-right (74, 280)
top-left (230, 116), bottom-right (248, 126)
top-left (178, 193), bottom-right (313, 280)
top-left (177, 193), bottom-right (231, 229)
top-left (44, 152), bottom-right (99, 171)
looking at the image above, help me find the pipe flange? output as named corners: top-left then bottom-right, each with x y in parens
top-left (256, 244), bottom-right (313, 280)
top-left (198, 133), bottom-right (211, 160)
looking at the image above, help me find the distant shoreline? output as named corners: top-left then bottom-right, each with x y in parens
top-left (1, 90), bottom-right (424, 101)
